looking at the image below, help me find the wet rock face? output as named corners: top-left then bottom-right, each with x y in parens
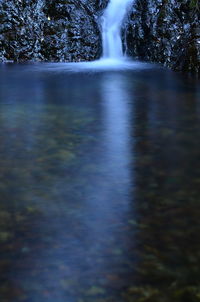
top-left (0, 0), bottom-right (102, 62)
top-left (0, 0), bottom-right (199, 76)
top-left (124, 0), bottom-right (200, 76)
top-left (42, 0), bottom-right (102, 61)
top-left (0, 0), bottom-right (45, 61)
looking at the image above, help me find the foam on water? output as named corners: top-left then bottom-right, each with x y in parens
top-left (29, 59), bottom-right (151, 73)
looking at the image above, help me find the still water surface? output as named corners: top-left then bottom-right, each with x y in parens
top-left (0, 63), bottom-right (200, 302)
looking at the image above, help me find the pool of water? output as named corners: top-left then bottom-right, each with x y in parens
top-left (0, 63), bottom-right (200, 302)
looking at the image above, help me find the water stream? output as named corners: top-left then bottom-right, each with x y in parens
top-left (61, 0), bottom-right (135, 70)
top-left (101, 0), bottom-right (133, 59)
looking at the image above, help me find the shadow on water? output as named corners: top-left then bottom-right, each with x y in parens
top-left (0, 63), bottom-right (200, 302)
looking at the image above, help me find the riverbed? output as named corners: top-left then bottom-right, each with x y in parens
top-left (0, 63), bottom-right (200, 302)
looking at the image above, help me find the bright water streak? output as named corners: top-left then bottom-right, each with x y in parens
top-left (101, 0), bottom-right (133, 59)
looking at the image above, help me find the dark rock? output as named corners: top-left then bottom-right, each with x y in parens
top-left (124, 0), bottom-right (200, 76)
top-left (0, 0), bottom-right (103, 62)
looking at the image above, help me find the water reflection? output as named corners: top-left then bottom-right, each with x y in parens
top-left (101, 73), bottom-right (131, 180)
top-left (0, 65), bottom-right (200, 302)
top-left (81, 73), bottom-right (133, 278)
top-left (0, 66), bottom-right (136, 302)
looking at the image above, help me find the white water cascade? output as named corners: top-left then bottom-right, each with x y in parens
top-left (101, 0), bottom-right (133, 59)
top-left (56, 0), bottom-right (150, 70)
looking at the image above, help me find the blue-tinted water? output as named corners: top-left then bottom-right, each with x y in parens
top-left (0, 63), bottom-right (200, 302)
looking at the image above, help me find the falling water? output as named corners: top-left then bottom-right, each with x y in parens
top-left (46, 0), bottom-right (148, 70)
top-left (101, 0), bottom-right (133, 59)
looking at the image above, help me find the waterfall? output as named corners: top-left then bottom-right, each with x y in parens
top-left (63, 0), bottom-right (149, 70)
top-left (101, 0), bottom-right (133, 59)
